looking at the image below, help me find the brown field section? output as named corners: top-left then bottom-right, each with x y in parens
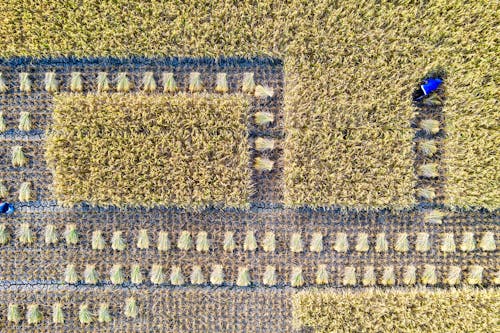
top-left (45, 93), bottom-right (252, 209)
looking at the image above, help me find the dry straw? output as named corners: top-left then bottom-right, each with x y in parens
top-left (263, 265), bottom-right (277, 286)
top-left (18, 111), bottom-right (31, 131)
top-left (44, 72), bottom-right (59, 92)
top-left (70, 72), bottom-right (83, 92)
top-left (12, 145), bottom-right (27, 167)
top-left (162, 72), bottom-right (177, 93)
top-left (142, 71), bottom-right (157, 92)
top-left (97, 72), bottom-right (110, 92)
top-left (79, 304), bottom-right (93, 324)
top-left (0, 73), bottom-right (7, 92)
top-left (116, 72), bottom-right (132, 92)
top-left (215, 72), bottom-right (228, 93)
top-left (0, 181), bottom-right (7, 198)
top-left (189, 72), bottom-right (203, 92)
top-left (19, 72), bottom-right (31, 92)
top-left (0, 112), bottom-right (6, 132)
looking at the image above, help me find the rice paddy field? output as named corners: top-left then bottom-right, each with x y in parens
top-left (0, 0), bottom-right (498, 331)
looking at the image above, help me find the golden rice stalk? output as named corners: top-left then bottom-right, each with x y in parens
top-left (124, 297), bottom-right (138, 318)
top-left (215, 72), bottom-right (228, 93)
top-left (136, 229), bottom-right (150, 249)
top-left (91, 230), bottom-right (106, 250)
top-left (79, 304), bottom-right (93, 324)
top-left (262, 265), bottom-right (277, 286)
top-left (44, 72), bottom-right (59, 93)
top-left (130, 264), bottom-right (144, 284)
top-left (142, 71), bottom-right (157, 92)
top-left (262, 232), bottom-right (276, 252)
top-left (98, 304), bottom-right (111, 323)
top-left (394, 233), bottom-right (409, 252)
top-left (254, 156), bottom-right (274, 171)
top-left (196, 231), bottom-right (210, 252)
top-left (190, 265), bottom-right (205, 285)
top-left (70, 72), bottom-right (83, 92)
top-left (189, 72), bottom-right (203, 92)
top-left (116, 72), bottom-right (132, 92)
top-left (18, 223), bottom-right (35, 244)
top-left (111, 231), bottom-right (126, 251)
top-left (355, 233), bottom-right (369, 252)
top-left (7, 304), bottom-right (21, 323)
top-left (12, 145), bottom-right (27, 167)
top-left (479, 232), bottom-right (496, 251)
top-left (417, 187), bottom-right (436, 200)
top-left (290, 233), bottom-right (303, 253)
top-left (309, 232), bottom-right (323, 252)
top-left (157, 231), bottom-right (170, 252)
top-left (110, 264), bottom-right (125, 285)
top-left (0, 224), bottom-right (10, 245)
top-left (419, 163), bottom-right (439, 178)
top-left (421, 264), bottom-right (437, 285)
top-left (342, 266), bottom-right (356, 286)
top-left (441, 233), bottom-right (456, 253)
top-left (26, 304), bottom-right (43, 325)
top-left (150, 264), bottom-right (165, 284)
top-left (460, 232), bottom-right (476, 252)
top-left (52, 303), bottom-right (64, 324)
top-left (333, 233), bottom-right (348, 252)
top-left (0, 181), bottom-right (8, 198)
top-left (241, 72), bottom-right (256, 94)
top-left (419, 119), bottom-right (440, 134)
top-left (290, 266), bottom-right (304, 287)
top-left (236, 267), bottom-right (251, 287)
top-left (0, 73), bottom-right (7, 92)
top-left (467, 265), bottom-right (483, 285)
top-left (255, 137), bottom-right (275, 151)
top-left (243, 230), bottom-right (257, 251)
top-left (19, 72), bottom-right (32, 92)
top-left (415, 232), bottom-right (431, 252)
top-left (162, 72), bottom-right (178, 93)
top-left (0, 111), bottom-right (6, 132)
top-left (403, 265), bottom-right (417, 285)
top-left (97, 72), bottom-right (110, 92)
top-left (18, 111), bottom-right (31, 131)
top-left (177, 231), bottom-right (192, 250)
top-left (223, 231), bottom-right (236, 252)
top-left (424, 210), bottom-right (445, 223)
top-left (418, 140), bottom-right (438, 157)
top-left (446, 266), bottom-right (461, 285)
top-left (254, 85), bottom-right (274, 98)
top-left (316, 265), bottom-right (329, 285)
top-left (18, 182), bottom-right (31, 202)
top-left (170, 266), bottom-right (185, 286)
top-left (210, 264), bottom-right (224, 285)
top-left (375, 233), bottom-right (388, 252)
top-left (362, 266), bottom-right (376, 286)
top-left (64, 224), bottom-right (79, 245)
top-left (254, 111), bottom-right (275, 126)
top-left (64, 264), bottom-right (78, 284)
top-left (380, 266), bottom-right (395, 286)
top-left (84, 265), bottom-right (99, 285)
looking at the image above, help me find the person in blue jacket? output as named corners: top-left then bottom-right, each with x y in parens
top-left (415, 77), bottom-right (443, 100)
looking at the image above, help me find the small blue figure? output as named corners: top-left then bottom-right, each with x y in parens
top-left (416, 78), bottom-right (443, 100)
top-left (0, 202), bottom-right (14, 215)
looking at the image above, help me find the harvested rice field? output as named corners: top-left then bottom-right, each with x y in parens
top-left (0, 0), bottom-right (498, 332)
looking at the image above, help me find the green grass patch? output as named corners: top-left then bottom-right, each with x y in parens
top-left (45, 93), bottom-right (252, 209)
